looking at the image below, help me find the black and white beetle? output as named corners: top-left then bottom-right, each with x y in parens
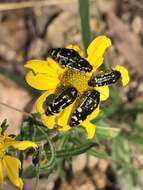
top-left (69, 89), bottom-right (100, 127)
top-left (88, 70), bottom-right (121, 87)
top-left (45, 87), bottom-right (78, 115)
top-left (47, 48), bottom-right (93, 72)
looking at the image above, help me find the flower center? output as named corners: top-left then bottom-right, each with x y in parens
top-left (60, 69), bottom-right (91, 94)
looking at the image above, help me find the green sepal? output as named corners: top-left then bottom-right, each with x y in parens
top-left (0, 119), bottom-right (9, 134)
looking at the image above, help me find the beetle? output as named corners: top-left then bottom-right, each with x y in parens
top-left (45, 87), bottom-right (78, 115)
top-left (88, 70), bottom-right (121, 87)
top-left (47, 48), bottom-right (93, 72)
top-left (69, 89), bottom-right (100, 127)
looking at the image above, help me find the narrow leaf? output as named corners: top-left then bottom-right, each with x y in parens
top-left (96, 125), bottom-right (120, 139)
top-left (88, 149), bottom-right (110, 159)
top-left (78, 0), bottom-right (91, 52)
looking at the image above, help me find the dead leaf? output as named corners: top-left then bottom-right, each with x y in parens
top-left (107, 11), bottom-right (143, 75)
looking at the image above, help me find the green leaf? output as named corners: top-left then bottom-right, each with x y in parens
top-left (78, 0), bottom-right (91, 52)
top-left (88, 149), bottom-right (110, 159)
top-left (44, 142), bottom-right (96, 158)
top-left (112, 135), bottom-right (132, 169)
top-left (96, 124), bottom-right (120, 139)
top-left (135, 113), bottom-right (143, 127)
top-left (20, 117), bottom-right (57, 142)
top-left (22, 165), bottom-right (37, 179)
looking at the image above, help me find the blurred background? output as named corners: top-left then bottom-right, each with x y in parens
top-left (0, 0), bottom-right (143, 189)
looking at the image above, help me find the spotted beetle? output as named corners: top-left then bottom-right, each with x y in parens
top-left (45, 87), bottom-right (78, 115)
top-left (88, 70), bottom-right (121, 87)
top-left (69, 89), bottom-right (100, 127)
top-left (47, 48), bottom-right (93, 72)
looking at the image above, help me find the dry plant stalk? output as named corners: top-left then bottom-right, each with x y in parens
top-left (0, 0), bottom-right (76, 11)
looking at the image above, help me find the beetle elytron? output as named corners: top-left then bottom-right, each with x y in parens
top-left (88, 70), bottom-right (121, 87)
top-left (47, 48), bottom-right (93, 72)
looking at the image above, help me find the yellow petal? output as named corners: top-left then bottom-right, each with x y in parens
top-left (81, 106), bottom-right (100, 138)
top-left (25, 60), bottom-right (58, 76)
top-left (3, 156), bottom-right (23, 190)
top-left (0, 161), bottom-right (3, 184)
top-left (35, 90), bottom-right (55, 113)
top-left (1, 135), bottom-right (13, 144)
top-left (59, 124), bottom-right (71, 132)
top-left (82, 121), bottom-right (96, 139)
top-left (41, 114), bottom-right (57, 129)
top-left (46, 58), bottom-right (64, 74)
top-left (88, 106), bottom-right (100, 120)
top-left (66, 44), bottom-right (84, 57)
top-left (1, 135), bottom-right (37, 152)
top-left (95, 86), bottom-right (109, 101)
top-left (1, 135), bottom-right (16, 149)
top-left (113, 65), bottom-right (130, 86)
top-left (25, 71), bottom-right (60, 90)
top-left (92, 57), bottom-right (103, 71)
top-left (57, 103), bottom-right (75, 131)
top-left (11, 141), bottom-right (38, 150)
top-left (87, 35), bottom-right (111, 68)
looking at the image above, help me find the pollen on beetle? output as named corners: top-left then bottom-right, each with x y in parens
top-left (60, 69), bottom-right (91, 94)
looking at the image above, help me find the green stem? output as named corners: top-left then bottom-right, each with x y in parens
top-left (78, 0), bottom-right (91, 53)
top-left (57, 133), bottom-right (70, 181)
top-left (58, 133), bottom-right (69, 150)
top-left (35, 146), bottom-right (42, 190)
top-left (36, 125), bottom-right (55, 170)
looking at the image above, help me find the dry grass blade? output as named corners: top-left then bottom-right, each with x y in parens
top-left (0, 101), bottom-right (32, 117)
top-left (0, 0), bottom-right (76, 11)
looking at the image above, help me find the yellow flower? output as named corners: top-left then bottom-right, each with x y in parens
top-left (0, 133), bottom-right (37, 190)
top-left (25, 35), bottom-right (129, 139)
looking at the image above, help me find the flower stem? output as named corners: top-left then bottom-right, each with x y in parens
top-left (35, 146), bottom-right (42, 190)
top-left (36, 125), bottom-right (56, 170)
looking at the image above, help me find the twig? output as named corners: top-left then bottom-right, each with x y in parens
top-left (35, 146), bottom-right (42, 190)
top-left (0, 101), bottom-right (32, 117)
top-left (0, 0), bottom-right (76, 11)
